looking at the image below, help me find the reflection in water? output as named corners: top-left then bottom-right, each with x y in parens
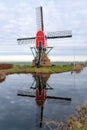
top-left (31, 74), bottom-right (50, 128)
top-left (71, 70), bottom-right (82, 74)
top-left (17, 73), bottom-right (71, 128)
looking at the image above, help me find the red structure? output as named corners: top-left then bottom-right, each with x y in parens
top-left (36, 31), bottom-right (46, 49)
top-left (36, 88), bottom-right (45, 106)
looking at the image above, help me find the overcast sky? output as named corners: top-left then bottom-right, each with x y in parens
top-left (0, 0), bottom-right (87, 62)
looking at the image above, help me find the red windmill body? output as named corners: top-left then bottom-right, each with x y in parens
top-left (36, 30), bottom-right (46, 49)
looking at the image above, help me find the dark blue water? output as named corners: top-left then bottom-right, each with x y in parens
top-left (0, 67), bottom-right (87, 130)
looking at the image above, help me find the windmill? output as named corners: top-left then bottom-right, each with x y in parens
top-left (17, 6), bottom-right (72, 67)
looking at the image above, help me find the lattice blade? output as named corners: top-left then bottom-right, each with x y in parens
top-left (17, 37), bottom-right (35, 44)
top-left (47, 30), bottom-right (72, 39)
top-left (36, 6), bottom-right (44, 31)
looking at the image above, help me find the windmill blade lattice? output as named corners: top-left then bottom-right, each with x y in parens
top-left (36, 6), bottom-right (44, 31)
top-left (17, 37), bottom-right (36, 44)
top-left (47, 30), bottom-right (72, 39)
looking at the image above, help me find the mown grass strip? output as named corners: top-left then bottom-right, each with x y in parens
top-left (0, 65), bottom-right (73, 74)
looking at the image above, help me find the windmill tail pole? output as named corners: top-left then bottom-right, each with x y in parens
top-left (46, 96), bottom-right (72, 101)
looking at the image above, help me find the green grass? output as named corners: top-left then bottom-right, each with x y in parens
top-left (0, 65), bottom-right (73, 74)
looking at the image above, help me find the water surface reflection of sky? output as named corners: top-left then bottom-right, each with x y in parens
top-left (0, 68), bottom-right (87, 129)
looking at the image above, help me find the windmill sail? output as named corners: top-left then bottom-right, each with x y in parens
top-left (47, 30), bottom-right (72, 39)
top-left (17, 37), bottom-right (36, 44)
top-left (36, 6), bottom-right (44, 31)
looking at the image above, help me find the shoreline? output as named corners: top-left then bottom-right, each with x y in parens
top-left (0, 64), bottom-right (84, 82)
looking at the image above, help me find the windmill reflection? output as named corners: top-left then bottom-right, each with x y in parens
top-left (17, 73), bottom-right (71, 128)
top-left (31, 74), bottom-right (52, 106)
top-left (31, 74), bottom-right (51, 127)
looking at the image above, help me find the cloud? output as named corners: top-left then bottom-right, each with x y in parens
top-left (0, 0), bottom-right (87, 61)
top-left (0, 55), bottom-right (33, 62)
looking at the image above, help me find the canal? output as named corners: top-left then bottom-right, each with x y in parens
top-left (0, 67), bottom-right (87, 130)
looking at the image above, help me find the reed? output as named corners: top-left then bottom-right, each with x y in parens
top-left (68, 103), bottom-right (87, 130)
top-left (43, 119), bottom-right (67, 130)
top-left (43, 103), bottom-right (87, 130)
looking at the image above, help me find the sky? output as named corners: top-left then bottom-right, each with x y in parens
top-left (0, 0), bottom-right (87, 62)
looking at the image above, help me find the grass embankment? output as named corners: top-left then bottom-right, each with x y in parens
top-left (0, 65), bottom-right (73, 74)
top-left (43, 104), bottom-right (87, 130)
top-left (0, 72), bottom-right (6, 82)
top-left (68, 103), bottom-right (87, 130)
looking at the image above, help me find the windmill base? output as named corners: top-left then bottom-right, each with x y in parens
top-left (32, 52), bottom-right (52, 67)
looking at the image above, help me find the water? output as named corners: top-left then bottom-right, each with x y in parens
top-left (0, 68), bottom-right (87, 130)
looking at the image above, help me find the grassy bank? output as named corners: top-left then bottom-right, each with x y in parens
top-left (68, 103), bottom-right (87, 130)
top-left (43, 103), bottom-right (87, 130)
top-left (0, 65), bottom-right (73, 74)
